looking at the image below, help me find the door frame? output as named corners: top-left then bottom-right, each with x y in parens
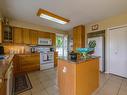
top-left (106, 24), bottom-right (127, 73)
top-left (87, 30), bottom-right (105, 72)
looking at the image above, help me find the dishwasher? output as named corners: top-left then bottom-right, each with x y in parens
top-left (5, 62), bottom-right (13, 95)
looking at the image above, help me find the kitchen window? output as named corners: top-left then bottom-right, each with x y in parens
top-left (56, 34), bottom-right (68, 57)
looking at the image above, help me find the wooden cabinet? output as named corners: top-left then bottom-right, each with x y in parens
top-left (22, 28), bottom-right (30, 44)
top-left (2, 24), bottom-right (13, 43)
top-left (54, 51), bottom-right (58, 67)
top-left (13, 54), bottom-right (40, 74)
top-left (58, 58), bottom-right (99, 95)
top-left (30, 30), bottom-right (38, 45)
top-left (50, 33), bottom-right (56, 46)
top-left (13, 55), bottom-right (21, 74)
top-left (0, 79), bottom-right (6, 95)
top-left (38, 31), bottom-right (51, 38)
top-left (73, 25), bottom-right (85, 51)
top-left (0, 21), bottom-right (2, 43)
top-left (13, 27), bottom-right (23, 44)
top-left (58, 60), bottom-right (76, 95)
top-left (1, 25), bottom-right (56, 46)
top-left (20, 54), bottom-right (40, 72)
top-left (0, 25), bottom-right (57, 46)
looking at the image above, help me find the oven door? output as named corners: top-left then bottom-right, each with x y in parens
top-left (47, 52), bottom-right (54, 61)
top-left (40, 52), bottom-right (54, 64)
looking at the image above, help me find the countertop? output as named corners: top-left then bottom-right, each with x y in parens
top-left (0, 54), bottom-right (14, 79)
top-left (59, 56), bottom-right (100, 64)
top-left (13, 52), bottom-right (40, 55)
top-left (0, 52), bottom-right (39, 78)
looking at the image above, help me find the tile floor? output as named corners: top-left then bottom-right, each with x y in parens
top-left (18, 68), bottom-right (127, 95)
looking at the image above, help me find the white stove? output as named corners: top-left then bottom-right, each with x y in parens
top-left (39, 48), bottom-right (54, 70)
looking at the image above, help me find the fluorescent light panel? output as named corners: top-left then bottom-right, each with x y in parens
top-left (40, 14), bottom-right (67, 24)
top-left (37, 9), bottom-right (70, 24)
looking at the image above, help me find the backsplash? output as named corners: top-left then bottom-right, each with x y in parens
top-left (3, 45), bottom-right (31, 54)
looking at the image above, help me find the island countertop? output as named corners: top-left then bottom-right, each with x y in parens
top-left (59, 56), bottom-right (100, 64)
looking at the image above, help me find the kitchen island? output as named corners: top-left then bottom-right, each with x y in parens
top-left (57, 57), bottom-right (99, 95)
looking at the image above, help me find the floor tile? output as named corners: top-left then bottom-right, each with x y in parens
top-left (17, 69), bottom-right (127, 95)
top-left (18, 90), bottom-right (31, 95)
top-left (46, 85), bottom-right (59, 95)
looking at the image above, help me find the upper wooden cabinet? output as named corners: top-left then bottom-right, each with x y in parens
top-left (50, 33), bottom-right (56, 46)
top-left (73, 25), bottom-right (85, 51)
top-left (30, 30), bottom-right (38, 45)
top-left (2, 25), bottom-right (13, 43)
top-left (13, 27), bottom-right (23, 44)
top-left (38, 31), bottom-right (51, 38)
top-left (2, 26), bottom-right (56, 45)
top-left (22, 28), bottom-right (30, 44)
top-left (0, 21), bottom-right (2, 43)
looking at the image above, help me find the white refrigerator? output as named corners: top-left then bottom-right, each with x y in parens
top-left (88, 36), bottom-right (105, 72)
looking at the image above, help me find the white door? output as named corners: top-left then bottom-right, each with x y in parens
top-left (88, 37), bottom-right (104, 72)
top-left (109, 26), bottom-right (127, 78)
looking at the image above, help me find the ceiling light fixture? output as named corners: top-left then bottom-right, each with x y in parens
top-left (37, 9), bottom-right (70, 24)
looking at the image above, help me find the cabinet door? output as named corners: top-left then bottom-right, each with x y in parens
top-left (38, 31), bottom-right (51, 38)
top-left (22, 28), bottom-right (30, 44)
top-left (13, 27), bottom-right (23, 44)
top-left (54, 51), bottom-right (58, 66)
top-left (73, 29), bottom-right (78, 51)
top-left (50, 33), bottom-right (56, 46)
top-left (19, 54), bottom-right (40, 72)
top-left (0, 21), bottom-right (2, 43)
top-left (58, 60), bottom-right (76, 95)
top-left (30, 30), bottom-right (38, 45)
top-left (0, 79), bottom-right (6, 95)
top-left (13, 55), bottom-right (21, 75)
top-left (73, 25), bottom-right (85, 51)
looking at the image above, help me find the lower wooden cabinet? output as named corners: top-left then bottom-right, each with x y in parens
top-left (0, 79), bottom-right (6, 95)
top-left (54, 52), bottom-right (58, 67)
top-left (13, 53), bottom-right (40, 74)
top-left (58, 58), bottom-right (99, 95)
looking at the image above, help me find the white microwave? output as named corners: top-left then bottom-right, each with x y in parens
top-left (38, 38), bottom-right (52, 45)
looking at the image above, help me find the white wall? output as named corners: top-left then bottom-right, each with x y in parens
top-left (9, 19), bottom-right (67, 34)
top-left (85, 12), bottom-right (127, 73)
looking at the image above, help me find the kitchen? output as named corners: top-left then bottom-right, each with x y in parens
top-left (0, 24), bottom-right (59, 94)
top-left (1, 0), bottom-right (127, 95)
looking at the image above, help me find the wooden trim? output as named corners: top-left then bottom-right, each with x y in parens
top-left (87, 30), bottom-right (105, 38)
top-left (37, 8), bottom-right (70, 23)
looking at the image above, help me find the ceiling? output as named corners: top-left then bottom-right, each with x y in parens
top-left (0, 0), bottom-right (127, 31)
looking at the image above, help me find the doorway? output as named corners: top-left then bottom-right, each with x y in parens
top-left (87, 30), bottom-right (105, 72)
top-left (109, 26), bottom-right (127, 78)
